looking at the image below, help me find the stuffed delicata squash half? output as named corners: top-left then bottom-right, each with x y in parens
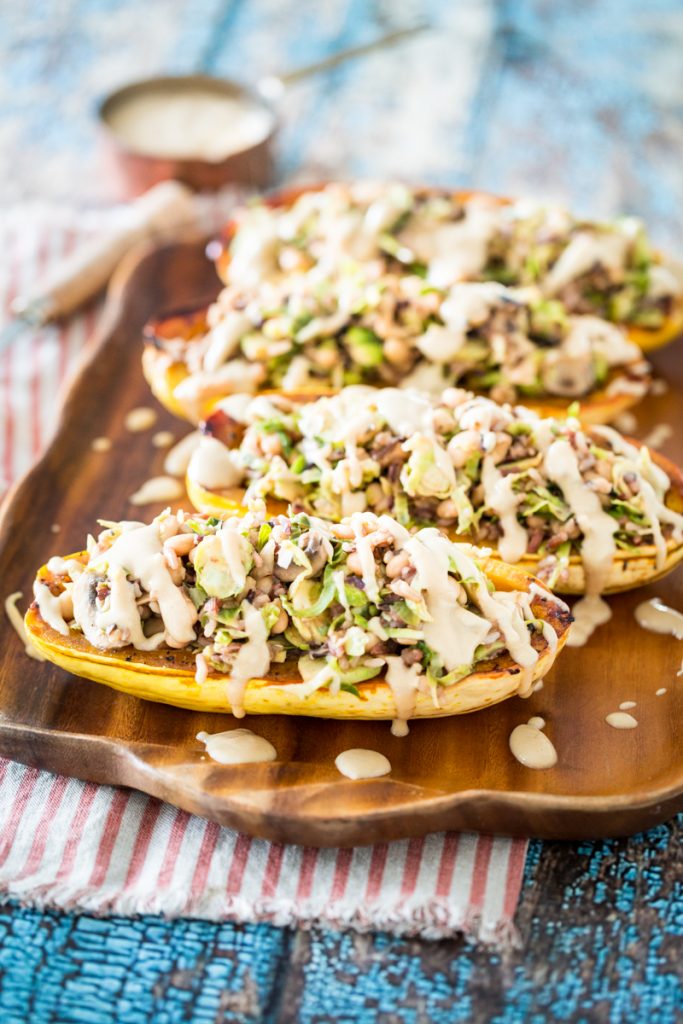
top-left (187, 386), bottom-right (683, 616)
top-left (143, 276), bottom-right (650, 426)
top-left (26, 509), bottom-right (571, 727)
top-left (141, 182), bottom-right (681, 424)
top-left (211, 182), bottom-right (683, 349)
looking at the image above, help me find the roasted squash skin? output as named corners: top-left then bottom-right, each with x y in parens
top-left (25, 555), bottom-right (571, 719)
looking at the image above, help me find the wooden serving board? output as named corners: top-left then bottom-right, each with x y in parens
top-left (1, 240), bottom-right (683, 846)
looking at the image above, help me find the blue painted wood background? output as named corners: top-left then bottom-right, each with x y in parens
top-left (1, 0), bottom-right (683, 1020)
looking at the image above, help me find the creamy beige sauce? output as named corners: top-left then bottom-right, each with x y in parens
top-left (408, 203), bottom-right (500, 288)
top-left (4, 591), bottom-right (45, 661)
top-left (125, 407), bottom-right (158, 432)
top-left (563, 315), bottom-right (640, 366)
top-left (350, 515), bottom-right (380, 603)
top-left (164, 430), bottom-right (203, 477)
top-left (203, 312), bottom-right (253, 371)
top-left (107, 86), bottom-right (272, 161)
top-left (544, 438), bottom-right (618, 647)
top-left (642, 424), bottom-right (673, 450)
top-left (129, 475), bottom-right (184, 506)
top-left (481, 455), bottom-right (527, 562)
top-left (390, 718), bottom-right (410, 737)
top-left (605, 711), bottom-right (638, 730)
top-left (152, 430), bottom-right (175, 449)
top-left (567, 594), bottom-right (613, 648)
top-left (225, 602), bottom-right (269, 718)
top-left (613, 412), bottom-right (638, 434)
top-left (91, 436), bottom-right (112, 452)
top-left (384, 657), bottom-right (422, 730)
top-left (33, 580), bottom-right (70, 636)
top-left (85, 521), bottom-right (197, 649)
top-left (544, 231), bottom-right (629, 294)
top-left (196, 728), bottom-right (277, 765)
top-left (606, 377), bottom-right (649, 398)
top-left (545, 439), bottom-right (617, 594)
top-left (635, 598), bottom-right (683, 639)
top-left (509, 717), bottom-right (558, 770)
top-left (404, 532), bottom-right (492, 670)
top-left (334, 748), bottom-right (392, 780)
top-left (187, 437), bottom-right (244, 490)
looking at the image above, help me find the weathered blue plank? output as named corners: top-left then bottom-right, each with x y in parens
top-left (464, 0), bottom-right (683, 250)
top-left (1, 816), bottom-right (682, 1024)
top-left (0, 908), bottom-right (288, 1024)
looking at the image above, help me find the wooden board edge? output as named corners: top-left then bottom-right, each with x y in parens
top-left (1, 719), bottom-right (682, 845)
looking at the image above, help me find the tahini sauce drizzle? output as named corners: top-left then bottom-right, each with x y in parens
top-left (187, 437), bottom-right (244, 490)
top-left (481, 455), bottom-right (528, 562)
top-left (225, 602), bottom-right (269, 718)
top-left (335, 749), bottom-right (392, 780)
top-left (152, 430), bottom-right (175, 449)
top-left (164, 430), bottom-right (203, 477)
top-left (87, 522), bottom-right (197, 649)
top-left (635, 598), bottom-right (683, 639)
top-left (635, 597), bottom-right (683, 677)
top-left (384, 657), bottom-right (421, 734)
top-left (91, 436), bottom-right (112, 452)
top-left (509, 716), bottom-right (558, 769)
top-left (4, 592), bottom-right (45, 661)
top-left (125, 407), bottom-right (157, 432)
top-left (605, 712), bottom-right (638, 730)
top-left (196, 728), bottom-right (277, 765)
top-left (129, 476), bottom-right (184, 506)
top-left (544, 439), bottom-right (617, 647)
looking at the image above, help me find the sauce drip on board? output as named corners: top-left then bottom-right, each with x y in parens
top-left (635, 598), bottom-right (683, 639)
top-left (91, 436), bottom-right (112, 452)
top-left (196, 728), bottom-right (277, 765)
top-left (124, 407), bottom-right (158, 432)
top-left (4, 592), bottom-right (45, 661)
top-left (509, 717), bottom-right (558, 769)
top-left (606, 712), bottom-right (638, 730)
top-left (129, 475), bottom-right (185, 506)
top-left (152, 430), bottom-right (175, 449)
top-left (335, 749), bottom-right (392, 780)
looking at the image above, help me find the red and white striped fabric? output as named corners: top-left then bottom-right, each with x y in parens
top-left (0, 205), bottom-right (528, 943)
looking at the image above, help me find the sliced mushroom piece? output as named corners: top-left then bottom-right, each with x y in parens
top-left (273, 530), bottom-right (329, 582)
top-left (71, 573), bottom-right (126, 651)
top-left (540, 351), bottom-right (597, 397)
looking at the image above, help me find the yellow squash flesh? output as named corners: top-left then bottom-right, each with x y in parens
top-left (25, 558), bottom-right (570, 719)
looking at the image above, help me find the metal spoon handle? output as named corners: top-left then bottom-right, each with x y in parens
top-left (257, 21), bottom-right (428, 100)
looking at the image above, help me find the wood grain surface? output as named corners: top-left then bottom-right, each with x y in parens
top-left (2, 238), bottom-right (683, 846)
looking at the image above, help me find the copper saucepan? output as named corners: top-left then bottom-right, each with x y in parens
top-left (98, 23), bottom-right (427, 198)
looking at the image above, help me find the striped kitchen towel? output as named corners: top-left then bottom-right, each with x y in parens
top-left (0, 204), bottom-right (528, 943)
